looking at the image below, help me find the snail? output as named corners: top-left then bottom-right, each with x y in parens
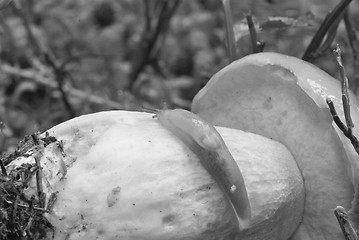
top-left (143, 107), bottom-right (252, 230)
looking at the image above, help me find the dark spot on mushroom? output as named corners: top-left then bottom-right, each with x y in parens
top-left (262, 97), bottom-right (273, 110)
top-left (162, 214), bottom-right (175, 225)
top-left (107, 186), bottom-right (121, 207)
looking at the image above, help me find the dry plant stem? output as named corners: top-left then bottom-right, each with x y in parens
top-left (0, 14), bottom-right (17, 55)
top-left (10, 195), bottom-right (19, 226)
top-left (0, 64), bottom-right (123, 109)
top-left (4, 200), bottom-right (47, 212)
top-left (35, 157), bottom-right (44, 208)
top-left (128, 0), bottom-right (180, 91)
top-left (24, 216), bottom-right (34, 237)
top-left (326, 98), bottom-right (359, 153)
top-left (43, 51), bottom-right (76, 118)
top-left (328, 47), bottom-right (359, 237)
top-left (222, 0), bottom-right (237, 62)
top-left (335, 206), bottom-right (359, 240)
top-left (10, 2), bottom-right (42, 56)
top-left (334, 45), bottom-right (354, 129)
top-left (245, 13), bottom-right (262, 53)
top-left (0, 160), bottom-right (7, 175)
top-left (302, 0), bottom-right (352, 62)
top-left (46, 192), bottom-right (58, 212)
top-left (326, 98), bottom-right (348, 134)
top-left (11, 1), bottom-right (76, 118)
top-left (34, 149), bottom-right (46, 208)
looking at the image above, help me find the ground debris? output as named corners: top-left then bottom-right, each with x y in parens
top-left (0, 132), bottom-right (60, 240)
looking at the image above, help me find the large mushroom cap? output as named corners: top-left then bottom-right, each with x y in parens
top-left (192, 52), bottom-right (355, 239)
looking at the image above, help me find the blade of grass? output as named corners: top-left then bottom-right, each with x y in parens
top-left (222, 0), bottom-right (237, 62)
top-left (302, 0), bottom-right (352, 62)
top-left (344, 11), bottom-right (359, 93)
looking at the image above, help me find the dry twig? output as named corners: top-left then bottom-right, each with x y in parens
top-left (327, 45), bottom-right (359, 238)
top-left (334, 45), bottom-right (354, 130)
top-left (335, 206), bottom-right (359, 240)
top-left (245, 13), bottom-right (264, 54)
top-left (10, 1), bottom-right (76, 118)
top-left (0, 64), bottom-right (123, 110)
top-left (128, 0), bottom-right (180, 91)
top-left (327, 45), bottom-right (359, 154)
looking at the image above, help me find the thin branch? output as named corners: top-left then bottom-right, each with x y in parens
top-left (0, 160), bottom-right (7, 176)
top-left (327, 98), bottom-right (350, 137)
top-left (334, 45), bottom-right (354, 130)
top-left (245, 13), bottom-right (263, 53)
top-left (302, 0), bottom-right (352, 62)
top-left (46, 192), bottom-right (58, 213)
top-left (326, 45), bottom-right (359, 154)
top-left (11, 1), bottom-right (76, 118)
top-left (128, 0), bottom-right (180, 91)
top-left (149, 1), bottom-right (179, 62)
top-left (326, 101), bottom-right (359, 155)
top-left (222, 0), bottom-right (237, 62)
top-left (11, 2), bottom-right (42, 57)
top-left (0, 64), bottom-right (124, 110)
top-left (44, 53), bottom-right (76, 118)
top-left (4, 200), bottom-right (47, 212)
top-left (33, 136), bottom-right (45, 208)
top-left (334, 206), bottom-right (359, 240)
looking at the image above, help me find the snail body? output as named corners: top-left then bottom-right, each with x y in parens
top-left (147, 108), bottom-right (252, 229)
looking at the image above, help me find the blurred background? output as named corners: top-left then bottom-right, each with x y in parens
top-left (0, 0), bottom-right (359, 154)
